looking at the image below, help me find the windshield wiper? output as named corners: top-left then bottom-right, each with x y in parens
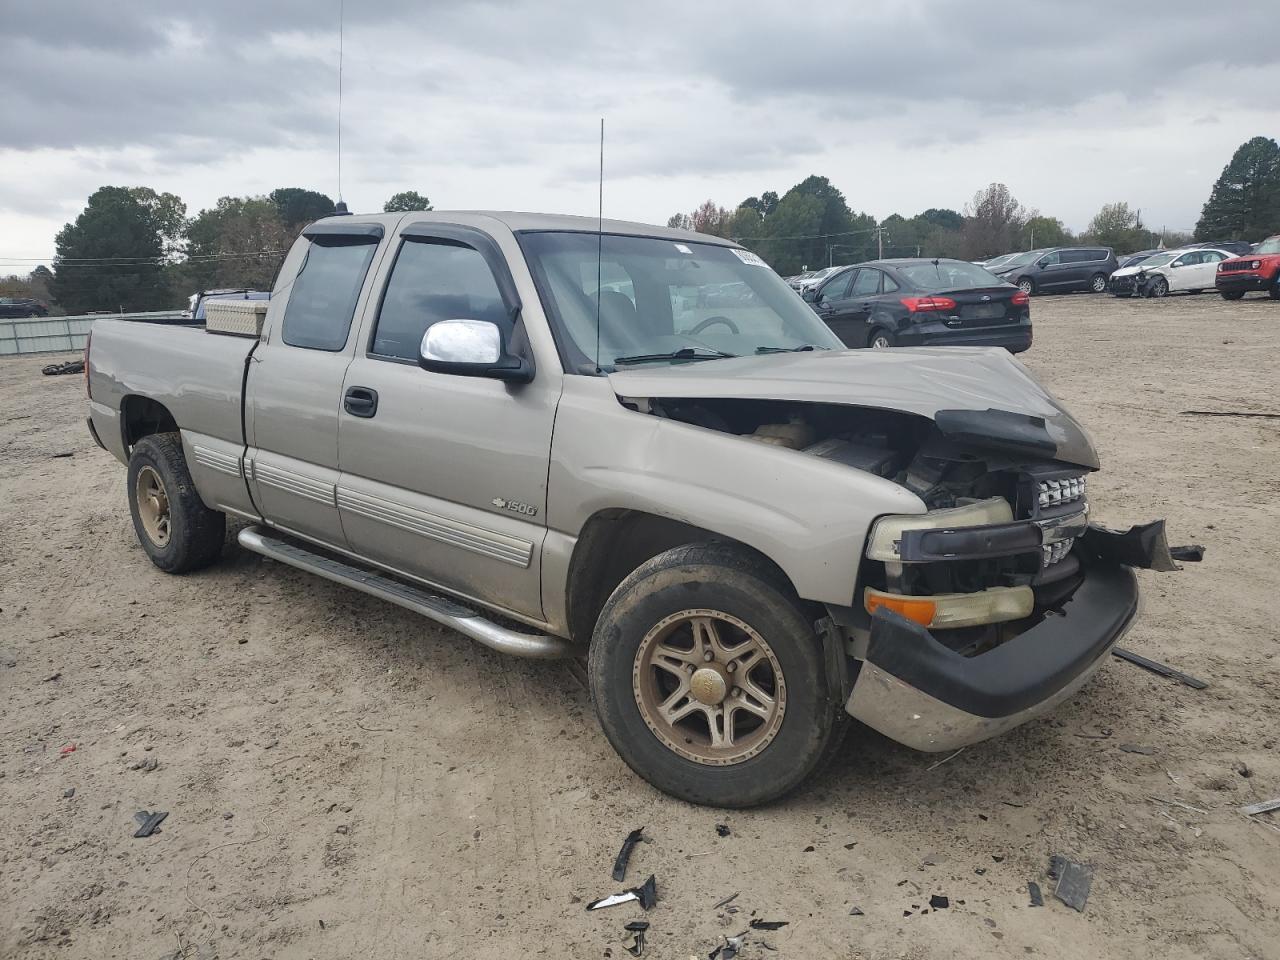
top-left (755, 344), bottom-right (822, 354)
top-left (612, 347), bottom-right (736, 366)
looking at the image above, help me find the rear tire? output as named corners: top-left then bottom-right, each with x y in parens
top-left (588, 542), bottom-right (844, 808)
top-left (867, 327), bottom-right (895, 349)
top-left (1089, 273), bottom-right (1107, 293)
top-left (1220, 290), bottom-right (1245, 300)
top-left (1017, 277), bottom-right (1035, 296)
top-left (127, 433), bottom-right (225, 574)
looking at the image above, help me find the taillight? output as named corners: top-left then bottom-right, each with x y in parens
top-left (1011, 291), bottom-right (1030, 306)
top-left (899, 296), bottom-right (957, 313)
top-left (84, 329), bottom-right (92, 399)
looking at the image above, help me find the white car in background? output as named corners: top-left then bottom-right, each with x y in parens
top-left (1107, 247), bottom-right (1234, 298)
top-left (790, 265), bottom-right (847, 291)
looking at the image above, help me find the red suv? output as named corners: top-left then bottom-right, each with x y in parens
top-left (1215, 236), bottom-right (1280, 300)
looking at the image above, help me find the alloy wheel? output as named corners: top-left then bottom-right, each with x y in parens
top-left (134, 465), bottom-right (172, 547)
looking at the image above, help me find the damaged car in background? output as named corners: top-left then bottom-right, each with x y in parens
top-left (84, 211), bottom-right (1200, 807)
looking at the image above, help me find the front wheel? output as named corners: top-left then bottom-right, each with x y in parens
top-left (1269, 280), bottom-right (1280, 300)
top-left (1146, 276), bottom-right (1170, 298)
top-left (1220, 290), bottom-right (1245, 301)
top-left (1089, 273), bottom-right (1108, 293)
top-left (588, 542), bottom-right (844, 807)
top-left (127, 433), bottom-right (226, 573)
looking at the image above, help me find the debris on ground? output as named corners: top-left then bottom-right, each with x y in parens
top-left (132, 810), bottom-right (168, 838)
top-left (1119, 743), bottom-right (1156, 755)
top-left (1241, 798), bottom-right (1280, 817)
top-left (59, 743), bottom-right (76, 756)
top-left (1148, 796), bottom-right (1208, 815)
top-left (130, 756), bottom-right (159, 772)
top-left (50, 451), bottom-right (74, 458)
top-left (929, 895), bottom-right (950, 909)
top-left (749, 919), bottom-right (788, 930)
top-left (623, 920), bottom-right (647, 956)
top-left (1048, 855), bottom-right (1093, 912)
top-left (62, 788), bottom-right (75, 799)
top-left (848, 906), bottom-right (864, 916)
top-left (1112, 647), bottom-right (1209, 689)
top-left (612, 827), bottom-right (644, 882)
top-left (709, 931), bottom-right (747, 960)
top-left (587, 875), bottom-right (657, 912)
top-left (715, 824), bottom-right (731, 837)
top-left (42, 359), bottom-right (85, 376)
top-left (712, 892), bottom-right (739, 910)
top-left (1028, 882), bottom-right (1044, 907)
top-left (1180, 409), bottom-right (1280, 420)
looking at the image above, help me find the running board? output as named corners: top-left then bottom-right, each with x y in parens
top-left (237, 526), bottom-right (573, 660)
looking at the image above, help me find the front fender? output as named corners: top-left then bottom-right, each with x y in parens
top-left (547, 377), bottom-right (925, 605)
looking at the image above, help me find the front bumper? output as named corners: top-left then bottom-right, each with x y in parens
top-left (846, 559), bottom-right (1138, 751)
top-left (1215, 273), bottom-right (1273, 294)
top-left (1107, 275), bottom-right (1145, 297)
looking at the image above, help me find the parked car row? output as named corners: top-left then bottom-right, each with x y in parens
top-left (1107, 247), bottom-right (1236, 298)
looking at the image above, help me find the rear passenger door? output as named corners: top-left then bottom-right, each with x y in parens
top-left (1187, 250), bottom-right (1226, 290)
top-left (245, 222), bottom-right (384, 547)
top-left (335, 223), bottom-right (559, 620)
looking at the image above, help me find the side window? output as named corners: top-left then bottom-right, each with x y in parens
top-left (1172, 253), bottom-right (1193, 267)
top-left (1060, 250), bottom-right (1087, 264)
top-left (850, 268), bottom-right (881, 296)
top-left (1039, 251), bottom-right (1061, 266)
top-left (1203, 251), bottom-right (1226, 263)
top-left (818, 271), bottom-right (852, 301)
top-left (281, 238), bottom-right (379, 351)
top-left (371, 239), bottom-right (510, 361)
top-left (881, 273), bottom-right (900, 293)
top-left (1089, 249), bottom-right (1109, 262)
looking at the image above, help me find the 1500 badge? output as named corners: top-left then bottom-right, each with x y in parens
top-left (492, 497), bottom-right (538, 517)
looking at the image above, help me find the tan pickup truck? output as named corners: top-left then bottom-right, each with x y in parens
top-left (85, 211), bottom-right (1192, 807)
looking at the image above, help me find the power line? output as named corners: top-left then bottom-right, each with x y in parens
top-left (731, 226), bottom-right (882, 242)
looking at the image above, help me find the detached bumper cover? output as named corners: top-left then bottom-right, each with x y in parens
top-left (847, 561), bottom-right (1138, 751)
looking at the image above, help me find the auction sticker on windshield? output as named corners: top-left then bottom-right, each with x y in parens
top-left (732, 248), bottom-right (767, 267)
top-left (673, 243), bottom-right (693, 254)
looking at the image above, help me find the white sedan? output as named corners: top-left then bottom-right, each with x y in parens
top-left (1108, 248), bottom-right (1234, 298)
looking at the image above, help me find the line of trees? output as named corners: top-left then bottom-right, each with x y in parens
top-left (6, 186), bottom-right (433, 315)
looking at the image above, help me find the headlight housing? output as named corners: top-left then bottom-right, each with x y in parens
top-left (865, 497), bottom-right (1013, 562)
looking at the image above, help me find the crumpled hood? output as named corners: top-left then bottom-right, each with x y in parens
top-left (609, 347), bottom-right (1100, 469)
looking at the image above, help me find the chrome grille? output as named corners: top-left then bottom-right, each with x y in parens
top-left (1038, 475), bottom-right (1086, 508)
top-left (1042, 537), bottom-right (1075, 567)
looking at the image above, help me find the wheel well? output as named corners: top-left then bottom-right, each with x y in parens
top-left (564, 509), bottom-right (797, 646)
top-left (121, 395), bottom-right (178, 450)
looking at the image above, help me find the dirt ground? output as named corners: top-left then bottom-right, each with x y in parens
top-left (2, 291), bottom-right (1278, 960)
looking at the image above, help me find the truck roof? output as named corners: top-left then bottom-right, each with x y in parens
top-left (305, 210), bottom-right (741, 246)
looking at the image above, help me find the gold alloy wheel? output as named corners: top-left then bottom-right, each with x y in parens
top-left (633, 609), bottom-right (787, 766)
top-left (135, 465), bottom-right (172, 548)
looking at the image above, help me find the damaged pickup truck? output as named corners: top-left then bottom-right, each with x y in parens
top-left (85, 211), bottom-right (1196, 807)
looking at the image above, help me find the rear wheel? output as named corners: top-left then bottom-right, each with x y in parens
top-left (1017, 277), bottom-right (1035, 296)
top-left (1220, 290), bottom-right (1245, 300)
top-left (127, 433), bottom-right (225, 574)
top-left (1089, 273), bottom-right (1108, 293)
top-left (588, 542), bottom-right (843, 807)
top-left (867, 327), bottom-right (895, 349)
top-left (1146, 276), bottom-right (1170, 298)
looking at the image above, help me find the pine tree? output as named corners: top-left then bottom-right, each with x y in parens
top-left (1195, 137), bottom-right (1280, 241)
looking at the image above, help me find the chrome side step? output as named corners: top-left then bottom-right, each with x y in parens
top-left (237, 525), bottom-right (573, 660)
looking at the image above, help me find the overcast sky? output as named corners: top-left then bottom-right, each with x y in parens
top-left (2, 0), bottom-right (1277, 268)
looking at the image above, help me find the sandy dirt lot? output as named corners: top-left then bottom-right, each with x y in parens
top-left (2, 292), bottom-right (1279, 960)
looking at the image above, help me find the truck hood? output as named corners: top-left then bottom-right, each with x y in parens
top-left (609, 347), bottom-right (1100, 469)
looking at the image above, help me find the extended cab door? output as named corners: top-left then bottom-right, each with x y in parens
top-left (245, 222), bottom-right (385, 547)
top-left (335, 223), bottom-right (558, 620)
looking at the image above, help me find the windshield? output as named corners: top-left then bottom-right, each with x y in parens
top-left (984, 253), bottom-right (1016, 267)
top-left (518, 232), bottom-right (842, 372)
top-left (898, 260), bottom-right (1007, 291)
top-left (1255, 237), bottom-right (1280, 254)
top-left (997, 250), bottom-right (1045, 268)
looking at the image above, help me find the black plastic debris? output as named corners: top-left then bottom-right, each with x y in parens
top-left (625, 921), bottom-right (649, 932)
top-left (133, 810), bottom-right (168, 838)
top-left (63, 788), bottom-right (75, 799)
top-left (1119, 743), bottom-right (1156, 755)
top-left (612, 827), bottom-right (644, 882)
top-left (749, 919), bottom-right (788, 931)
top-left (626, 928), bottom-right (645, 956)
top-left (843, 842), bottom-right (857, 850)
top-left (1027, 881), bottom-right (1043, 907)
top-left (975, 867), bottom-right (987, 876)
top-left (802, 845), bottom-right (815, 852)
top-left (1112, 647), bottom-right (1208, 689)
top-left (849, 906), bottom-right (864, 916)
top-left (715, 824), bottom-right (731, 837)
top-left (634, 875), bottom-right (657, 910)
top-left (42, 359), bottom-right (85, 376)
top-left (1048, 856), bottom-right (1092, 912)
top-left (929, 895), bottom-right (950, 910)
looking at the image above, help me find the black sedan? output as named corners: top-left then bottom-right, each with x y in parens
top-left (0, 297), bottom-right (49, 318)
top-left (801, 258), bottom-right (1031, 353)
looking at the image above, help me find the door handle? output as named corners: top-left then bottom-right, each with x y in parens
top-left (344, 386), bottom-right (378, 418)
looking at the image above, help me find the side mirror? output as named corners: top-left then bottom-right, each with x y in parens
top-left (1035, 258), bottom-right (1050, 268)
top-left (418, 319), bottom-right (533, 382)
top-left (801, 286), bottom-right (818, 302)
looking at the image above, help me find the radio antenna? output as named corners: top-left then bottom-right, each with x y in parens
top-left (337, 0), bottom-right (345, 205)
top-left (594, 117), bottom-right (604, 373)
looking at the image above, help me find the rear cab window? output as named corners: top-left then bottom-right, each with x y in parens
top-left (281, 236), bottom-right (380, 351)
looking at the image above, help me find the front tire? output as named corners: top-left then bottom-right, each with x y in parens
top-left (1089, 273), bottom-right (1108, 293)
top-left (1220, 290), bottom-right (1245, 300)
top-left (1146, 276), bottom-right (1169, 298)
top-left (588, 542), bottom-right (843, 807)
top-left (127, 433), bottom-right (225, 574)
